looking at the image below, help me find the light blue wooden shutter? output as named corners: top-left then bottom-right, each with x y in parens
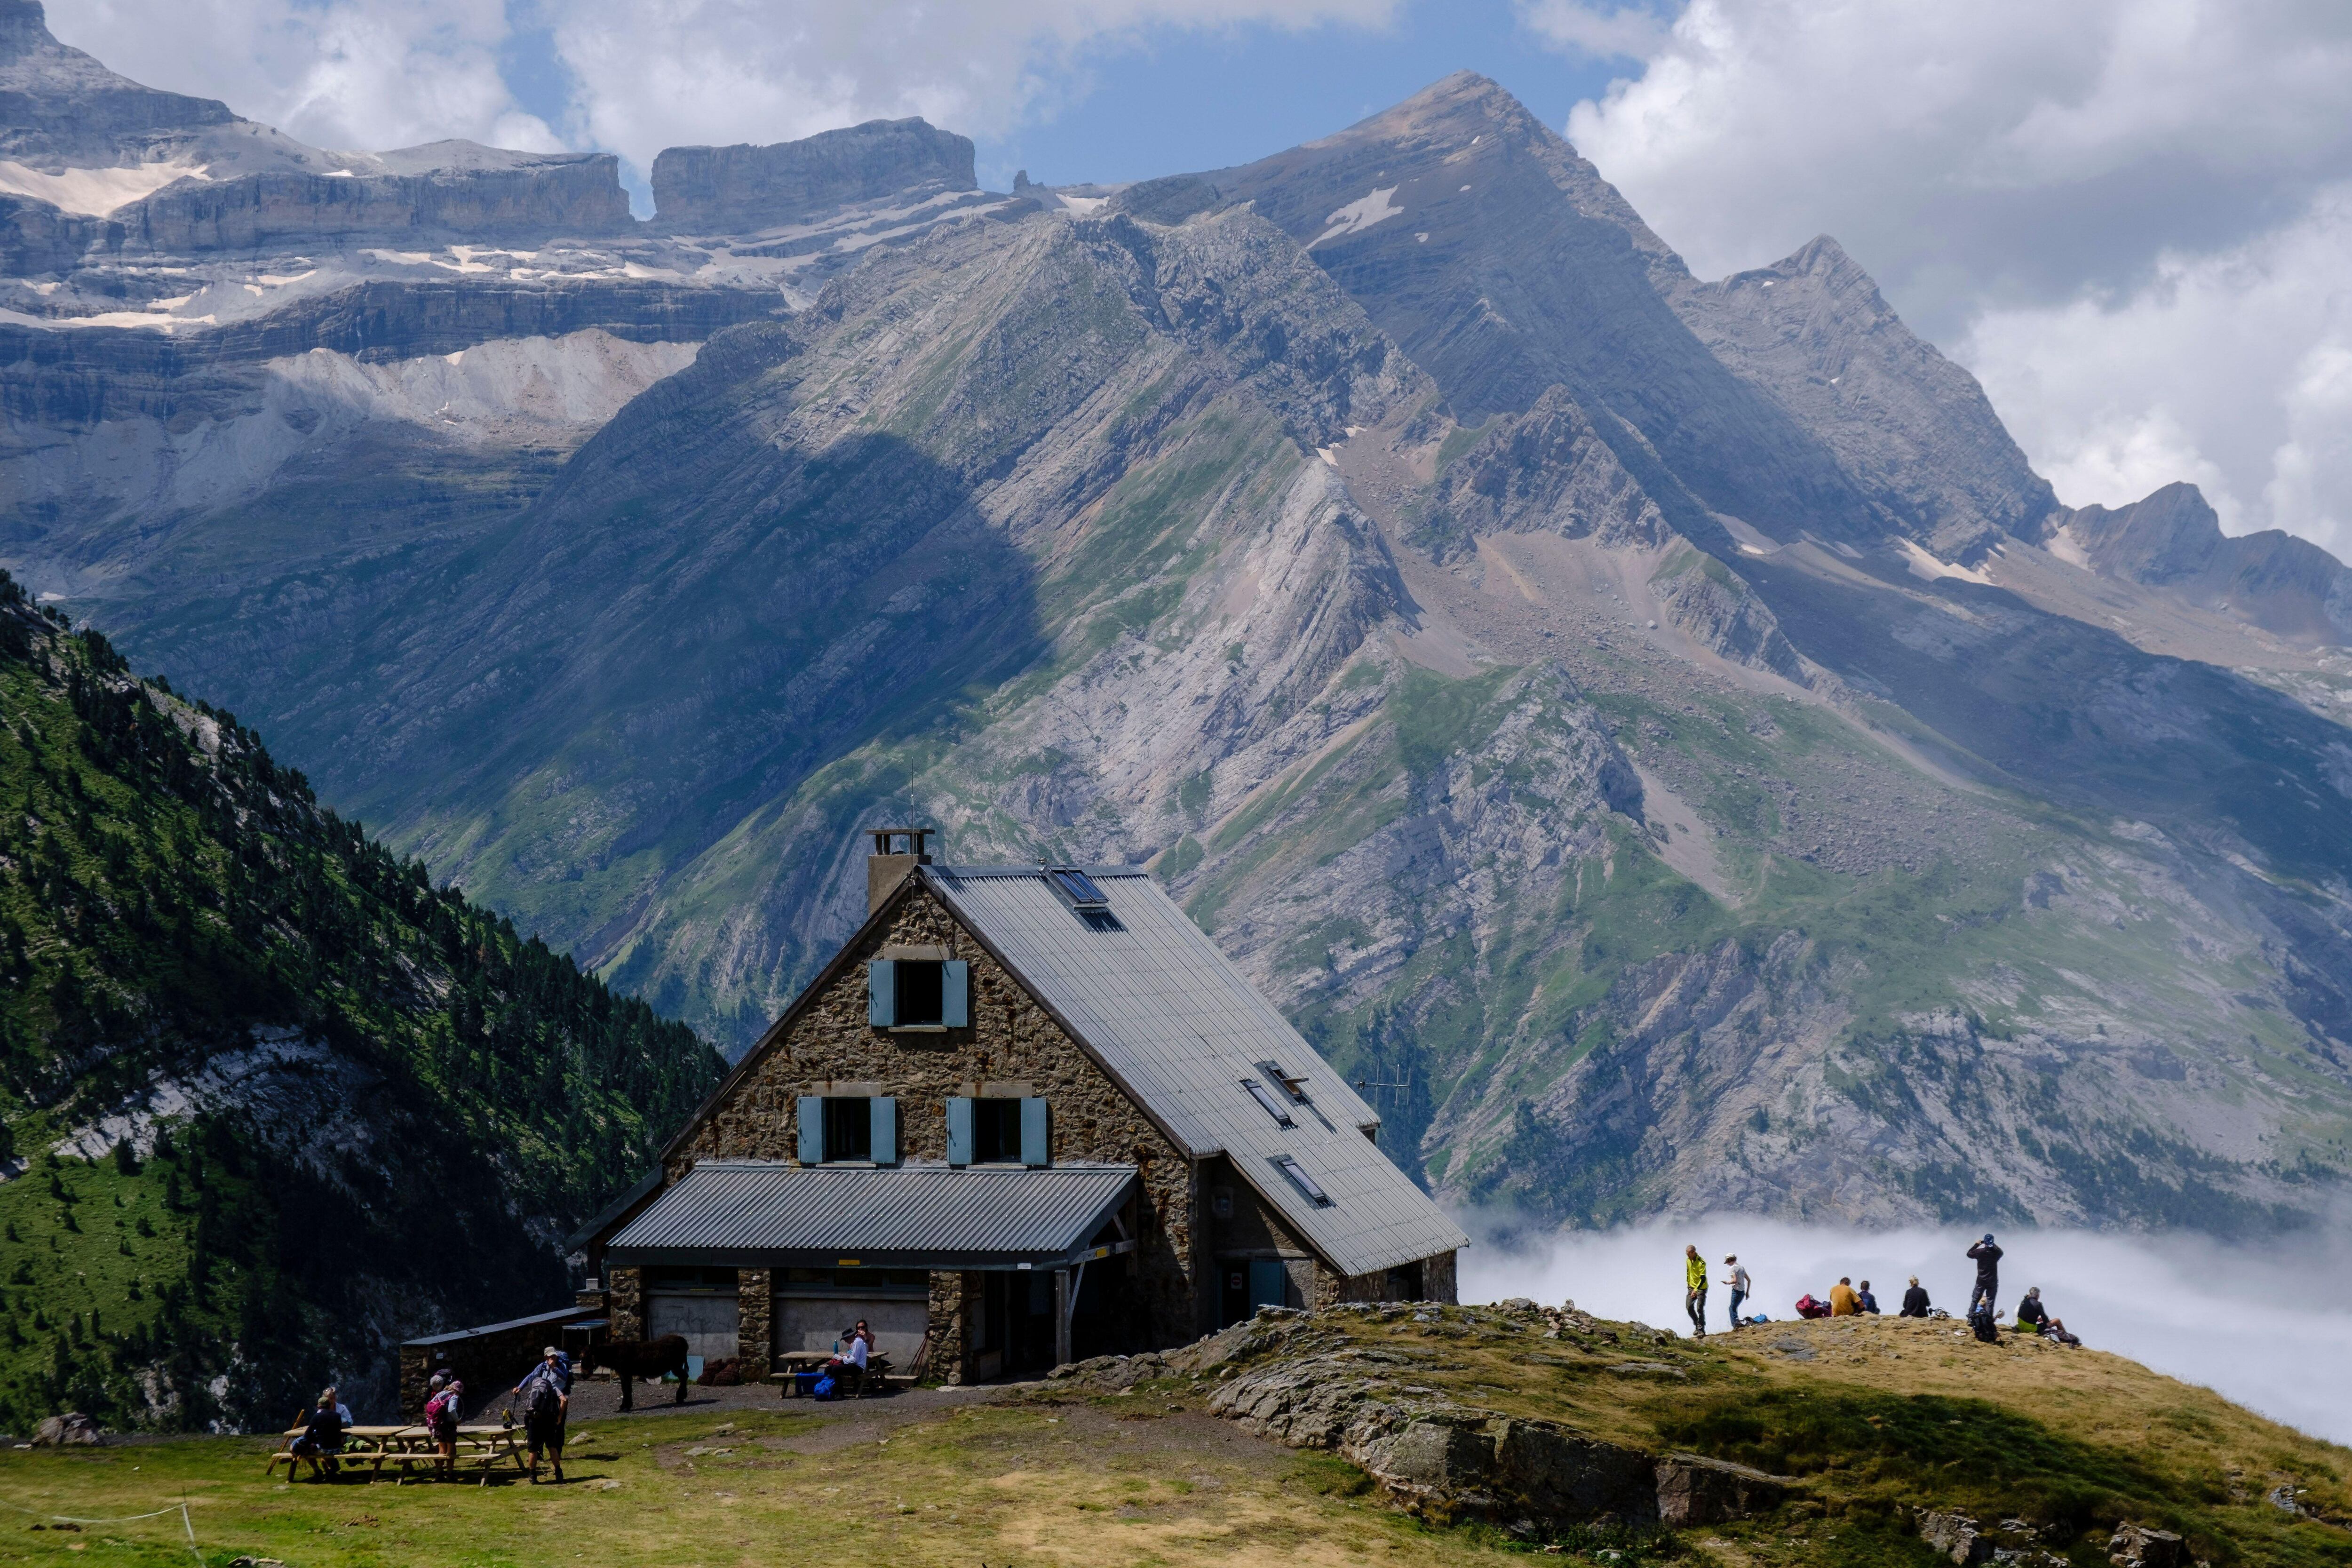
top-left (946, 1097), bottom-right (973, 1166)
top-left (941, 961), bottom-right (969, 1027)
top-left (870, 1097), bottom-right (897, 1165)
top-left (797, 1096), bottom-right (824, 1163)
top-left (1019, 1097), bottom-right (1049, 1168)
top-left (867, 960), bottom-right (896, 1027)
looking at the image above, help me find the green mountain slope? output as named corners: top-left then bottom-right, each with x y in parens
top-left (0, 572), bottom-right (724, 1432)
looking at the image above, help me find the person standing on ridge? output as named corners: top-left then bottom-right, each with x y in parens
top-left (1722, 1255), bottom-right (1750, 1330)
top-left (1684, 1245), bottom-right (1708, 1337)
top-left (1967, 1233), bottom-right (2003, 1316)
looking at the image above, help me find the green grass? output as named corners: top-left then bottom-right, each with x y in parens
top-left (0, 1404), bottom-right (1521, 1568)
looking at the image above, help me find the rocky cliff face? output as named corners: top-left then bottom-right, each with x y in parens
top-left (652, 117), bottom-right (977, 230)
top-left (6, 35), bottom-right (2351, 1235)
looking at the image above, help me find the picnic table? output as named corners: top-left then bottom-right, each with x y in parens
top-left (267, 1423), bottom-right (528, 1482)
top-left (771, 1349), bottom-right (893, 1399)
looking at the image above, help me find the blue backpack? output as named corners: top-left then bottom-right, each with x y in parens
top-left (811, 1374), bottom-right (837, 1401)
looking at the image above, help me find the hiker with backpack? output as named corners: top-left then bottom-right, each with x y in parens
top-left (1682, 1245), bottom-right (1708, 1337)
top-left (423, 1374), bottom-right (463, 1480)
top-left (514, 1345), bottom-right (570, 1483)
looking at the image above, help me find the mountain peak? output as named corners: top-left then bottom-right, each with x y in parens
top-left (0, 0), bottom-right (238, 159)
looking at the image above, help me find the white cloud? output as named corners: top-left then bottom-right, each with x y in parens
top-left (1553, 0), bottom-right (2352, 550)
top-left (542, 0), bottom-right (1396, 176)
top-left (46, 0), bottom-right (553, 154)
top-left (1961, 187), bottom-right (2352, 551)
top-left (1516, 0), bottom-right (1671, 61)
top-left (44, 0), bottom-right (1394, 175)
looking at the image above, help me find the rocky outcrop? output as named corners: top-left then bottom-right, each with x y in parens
top-left (1054, 1305), bottom-right (1785, 1536)
top-left (1419, 387), bottom-right (1670, 562)
top-left (652, 118), bottom-right (977, 232)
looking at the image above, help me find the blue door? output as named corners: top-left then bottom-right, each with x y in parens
top-left (1248, 1259), bottom-right (1289, 1310)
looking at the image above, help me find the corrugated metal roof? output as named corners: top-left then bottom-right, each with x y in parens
top-left (926, 866), bottom-right (1469, 1279)
top-left (604, 1160), bottom-right (1137, 1269)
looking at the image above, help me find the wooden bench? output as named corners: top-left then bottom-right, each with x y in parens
top-left (267, 1424), bottom-right (528, 1482)
top-left (771, 1351), bottom-right (894, 1399)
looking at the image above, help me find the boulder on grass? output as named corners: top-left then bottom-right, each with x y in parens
top-left (32, 1413), bottom-right (101, 1446)
top-left (1916, 1508), bottom-right (1991, 1564)
top-left (2107, 1523), bottom-right (2185, 1568)
top-left (1655, 1453), bottom-right (1788, 1524)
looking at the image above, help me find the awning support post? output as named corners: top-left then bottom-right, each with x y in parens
top-left (1053, 1268), bottom-right (1073, 1367)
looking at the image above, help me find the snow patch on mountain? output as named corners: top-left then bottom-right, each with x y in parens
top-left (0, 155), bottom-right (211, 215)
top-left (1313, 186), bottom-right (1402, 247)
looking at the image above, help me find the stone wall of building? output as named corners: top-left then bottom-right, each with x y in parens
top-left (609, 1266), bottom-right (644, 1341)
top-left (736, 1268), bottom-right (772, 1379)
top-left (673, 884), bottom-right (1204, 1363)
top-left (397, 1306), bottom-right (578, 1419)
top-left (1425, 1248), bottom-right (1459, 1305)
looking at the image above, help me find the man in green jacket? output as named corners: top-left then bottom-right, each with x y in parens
top-left (1684, 1244), bottom-right (1709, 1337)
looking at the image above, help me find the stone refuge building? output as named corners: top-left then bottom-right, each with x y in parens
top-left (572, 830), bottom-right (1465, 1384)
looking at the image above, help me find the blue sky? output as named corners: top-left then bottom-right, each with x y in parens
top-left (963, 7), bottom-right (1622, 191)
top-left (489, 0), bottom-right (1625, 200)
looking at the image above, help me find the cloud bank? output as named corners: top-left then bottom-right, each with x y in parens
top-left (1458, 1215), bottom-right (2352, 1448)
top-left (1542, 0), bottom-right (2352, 551)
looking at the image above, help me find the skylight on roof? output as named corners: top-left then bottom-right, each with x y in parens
top-left (1045, 867), bottom-right (1108, 907)
top-left (1275, 1155), bottom-right (1332, 1207)
top-left (1242, 1078), bottom-right (1295, 1127)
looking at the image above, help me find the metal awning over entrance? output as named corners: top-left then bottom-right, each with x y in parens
top-left (604, 1160), bottom-right (1139, 1271)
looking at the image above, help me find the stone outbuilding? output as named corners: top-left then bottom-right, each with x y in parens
top-left (572, 830), bottom-right (1465, 1383)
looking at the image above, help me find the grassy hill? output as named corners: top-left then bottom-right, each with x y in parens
top-left (0, 570), bottom-right (725, 1434)
top-left (0, 1304), bottom-right (2343, 1568)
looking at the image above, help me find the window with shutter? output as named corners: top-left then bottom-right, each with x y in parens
top-left (1019, 1097), bottom-right (1049, 1168)
top-left (971, 1098), bottom-right (1022, 1162)
top-left (867, 960), bottom-right (896, 1027)
top-left (945, 1097), bottom-right (974, 1166)
top-left (821, 1097), bottom-right (874, 1162)
top-left (869, 1097), bottom-right (898, 1165)
top-left (796, 1096), bottom-right (824, 1163)
top-left (941, 960), bottom-right (969, 1026)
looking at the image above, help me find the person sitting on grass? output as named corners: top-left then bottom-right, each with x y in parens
top-left (1857, 1280), bottom-right (1881, 1314)
top-left (2015, 1287), bottom-right (2072, 1340)
top-left (1828, 1276), bottom-right (1860, 1316)
top-left (1899, 1276), bottom-right (1931, 1317)
top-left (288, 1393), bottom-right (344, 1481)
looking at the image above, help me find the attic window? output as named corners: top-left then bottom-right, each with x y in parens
top-left (1255, 1060), bottom-right (1309, 1103)
top-left (1242, 1078), bottom-right (1295, 1128)
top-left (1046, 867), bottom-right (1125, 931)
top-left (1275, 1155), bottom-right (1332, 1207)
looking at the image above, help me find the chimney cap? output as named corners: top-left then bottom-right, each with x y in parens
top-left (869, 827), bottom-right (934, 860)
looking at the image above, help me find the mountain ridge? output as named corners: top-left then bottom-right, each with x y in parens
top-left (3, 30), bottom-right (2350, 1237)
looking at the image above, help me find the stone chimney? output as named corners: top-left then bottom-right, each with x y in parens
top-left (867, 827), bottom-right (933, 914)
